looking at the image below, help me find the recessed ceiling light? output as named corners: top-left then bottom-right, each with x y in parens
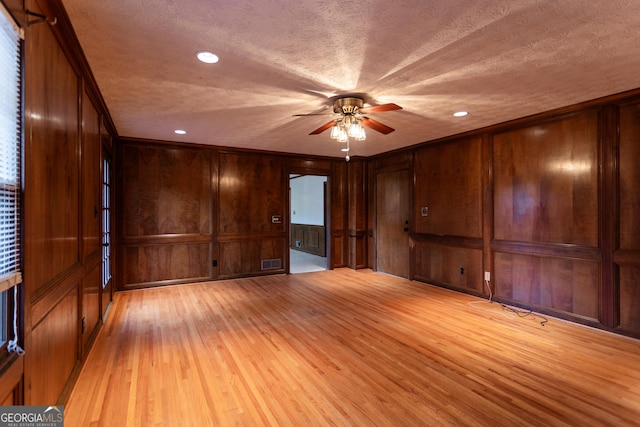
top-left (174, 129), bottom-right (187, 135)
top-left (196, 51), bottom-right (219, 64)
top-left (453, 111), bottom-right (468, 117)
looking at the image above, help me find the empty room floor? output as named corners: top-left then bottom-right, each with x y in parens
top-left (65, 269), bottom-right (640, 426)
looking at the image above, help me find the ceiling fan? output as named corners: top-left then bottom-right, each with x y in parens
top-left (294, 96), bottom-right (402, 160)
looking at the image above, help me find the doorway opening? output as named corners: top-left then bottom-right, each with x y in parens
top-left (289, 174), bottom-right (328, 273)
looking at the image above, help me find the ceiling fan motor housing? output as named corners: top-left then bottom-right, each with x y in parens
top-left (333, 97), bottom-right (364, 114)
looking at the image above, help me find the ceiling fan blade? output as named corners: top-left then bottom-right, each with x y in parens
top-left (359, 103), bottom-right (403, 114)
top-left (360, 117), bottom-right (395, 134)
top-left (309, 120), bottom-right (337, 135)
top-left (293, 112), bottom-right (333, 116)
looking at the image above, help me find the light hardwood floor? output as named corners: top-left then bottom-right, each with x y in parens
top-left (65, 269), bottom-right (640, 426)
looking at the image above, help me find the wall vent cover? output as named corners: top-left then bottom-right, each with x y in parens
top-left (261, 259), bottom-right (282, 270)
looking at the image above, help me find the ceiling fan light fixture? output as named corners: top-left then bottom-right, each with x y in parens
top-left (347, 121), bottom-right (361, 138)
top-left (297, 96), bottom-right (401, 161)
top-left (330, 124), bottom-right (340, 139)
top-left (337, 128), bottom-right (348, 143)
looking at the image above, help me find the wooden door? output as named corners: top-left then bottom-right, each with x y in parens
top-left (376, 170), bottom-right (410, 278)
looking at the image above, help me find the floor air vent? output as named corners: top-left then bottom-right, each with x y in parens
top-left (261, 258), bottom-right (282, 270)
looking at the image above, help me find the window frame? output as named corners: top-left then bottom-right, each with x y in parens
top-left (0, 0), bottom-right (23, 357)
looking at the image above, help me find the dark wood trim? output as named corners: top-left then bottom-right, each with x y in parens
top-left (0, 354), bottom-right (23, 405)
top-left (614, 249), bottom-right (640, 265)
top-left (210, 150), bottom-right (219, 279)
top-left (122, 234), bottom-right (214, 245)
top-left (118, 136), bottom-right (344, 162)
top-left (491, 240), bottom-right (602, 261)
top-left (35, 0), bottom-right (117, 136)
top-left (217, 232), bottom-right (287, 242)
top-left (599, 105), bottom-right (619, 327)
top-left (482, 133), bottom-right (493, 297)
top-left (413, 233), bottom-right (484, 250)
top-left (29, 265), bottom-right (82, 322)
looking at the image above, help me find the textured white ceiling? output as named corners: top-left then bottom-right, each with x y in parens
top-left (60, 0), bottom-right (640, 158)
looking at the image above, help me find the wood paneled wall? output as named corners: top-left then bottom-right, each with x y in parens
top-left (118, 143), bottom-right (213, 288)
top-left (374, 97), bottom-right (640, 338)
top-left (492, 112), bottom-right (601, 321)
top-left (117, 145), bottom-right (349, 286)
top-left (618, 103), bottom-right (640, 333)
top-left (412, 137), bottom-right (484, 292)
top-left (347, 159), bottom-right (368, 269)
top-left (218, 152), bottom-right (287, 278)
top-left (0, 0), bottom-right (117, 406)
top-left (291, 224), bottom-right (326, 256)
top-left (23, 0), bottom-right (82, 405)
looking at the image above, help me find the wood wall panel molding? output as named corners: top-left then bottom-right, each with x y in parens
top-left (619, 103), bottom-right (640, 251)
top-left (0, 354), bottom-right (23, 405)
top-left (287, 157), bottom-right (333, 173)
top-left (414, 242), bottom-right (483, 294)
top-left (27, 286), bottom-right (78, 405)
top-left (493, 111), bottom-right (599, 247)
top-left (81, 88), bottom-right (102, 260)
top-left (123, 243), bottom-right (211, 287)
top-left (494, 252), bottom-right (599, 321)
top-left (347, 160), bottom-right (368, 268)
top-left (81, 262), bottom-right (101, 355)
top-left (330, 163), bottom-right (348, 268)
top-left (121, 144), bottom-right (212, 237)
top-left (614, 249), bottom-right (640, 265)
top-left (218, 238), bottom-right (286, 279)
top-left (619, 265), bottom-right (640, 332)
top-left (414, 137), bottom-right (483, 238)
top-left (330, 233), bottom-right (347, 268)
top-left (30, 267), bottom-right (82, 328)
top-left (122, 234), bottom-right (213, 245)
top-left (218, 153), bottom-right (285, 235)
top-left (598, 105), bottom-right (619, 327)
top-left (217, 232), bottom-right (286, 242)
top-left (490, 240), bottom-right (601, 261)
top-left (24, 7), bottom-right (81, 295)
top-left (413, 233), bottom-right (484, 250)
top-left (34, 0), bottom-right (117, 135)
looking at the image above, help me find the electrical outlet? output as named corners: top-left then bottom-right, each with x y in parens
top-left (484, 271), bottom-right (491, 281)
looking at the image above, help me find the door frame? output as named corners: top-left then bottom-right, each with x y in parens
top-left (287, 172), bottom-right (331, 273)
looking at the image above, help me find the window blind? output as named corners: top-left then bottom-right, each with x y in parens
top-left (0, 2), bottom-right (22, 294)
